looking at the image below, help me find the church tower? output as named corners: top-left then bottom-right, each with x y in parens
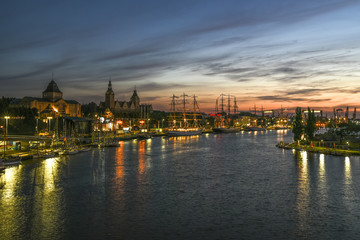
top-left (130, 88), bottom-right (140, 110)
top-left (105, 80), bottom-right (115, 109)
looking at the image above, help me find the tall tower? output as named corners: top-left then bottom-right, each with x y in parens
top-left (130, 88), bottom-right (140, 109)
top-left (105, 81), bottom-right (114, 109)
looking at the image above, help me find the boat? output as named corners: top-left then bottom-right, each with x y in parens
top-left (58, 148), bottom-right (78, 155)
top-left (32, 154), bottom-right (43, 159)
top-left (68, 150), bottom-right (78, 155)
top-left (43, 152), bottom-right (55, 158)
top-left (166, 93), bottom-right (203, 137)
top-left (79, 148), bottom-right (91, 152)
top-left (58, 150), bottom-right (68, 155)
top-left (1, 156), bottom-right (21, 166)
top-left (212, 127), bottom-right (239, 133)
top-left (247, 127), bottom-right (266, 131)
top-left (167, 128), bottom-right (203, 136)
top-left (137, 133), bottom-right (152, 139)
top-left (275, 127), bottom-right (288, 130)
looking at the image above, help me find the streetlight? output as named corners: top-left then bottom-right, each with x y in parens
top-left (1, 125), bottom-right (5, 158)
top-left (4, 116), bottom-right (10, 136)
top-left (35, 117), bottom-right (39, 135)
top-left (47, 116), bottom-right (53, 134)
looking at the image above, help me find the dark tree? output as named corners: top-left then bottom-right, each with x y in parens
top-left (292, 107), bottom-right (303, 141)
top-left (81, 102), bottom-right (99, 117)
top-left (305, 107), bottom-right (316, 141)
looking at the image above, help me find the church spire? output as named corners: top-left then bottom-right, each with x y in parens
top-left (105, 78), bottom-right (115, 109)
top-left (108, 79), bottom-right (112, 91)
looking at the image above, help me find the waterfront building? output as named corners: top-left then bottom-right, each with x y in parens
top-left (11, 79), bottom-right (81, 118)
top-left (100, 81), bottom-right (152, 118)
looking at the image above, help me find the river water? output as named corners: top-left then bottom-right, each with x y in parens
top-left (1, 130), bottom-right (360, 239)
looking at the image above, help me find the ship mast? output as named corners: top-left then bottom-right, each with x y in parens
top-left (227, 95), bottom-right (230, 116)
top-left (180, 93), bottom-right (188, 128)
top-left (170, 94), bottom-right (179, 128)
top-left (233, 96), bottom-right (237, 115)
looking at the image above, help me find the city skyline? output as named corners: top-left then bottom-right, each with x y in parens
top-left (1, 0), bottom-right (360, 112)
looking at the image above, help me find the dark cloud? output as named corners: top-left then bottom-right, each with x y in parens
top-left (286, 88), bottom-right (323, 95)
top-left (0, 58), bottom-right (74, 81)
top-left (210, 36), bottom-right (250, 47)
top-left (204, 67), bottom-right (255, 76)
top-left (137, 82), bottom-right (183, 92)
top-left (256, 95), bottom-right (331, 102)
top-left (141, 96), bottom-right (162, 102)
top-left (95, 47), bottom-right (159, 62)
top-left (0, 38), bottom-right (56, 54)
top-left (275, 67), bottom-right (298, 74)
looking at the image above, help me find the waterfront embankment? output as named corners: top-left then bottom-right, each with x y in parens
top-left (277, 141), bottom-right (360, 156)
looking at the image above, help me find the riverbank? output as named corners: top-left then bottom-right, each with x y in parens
top-left (277, 141), bottom-right (360, 156)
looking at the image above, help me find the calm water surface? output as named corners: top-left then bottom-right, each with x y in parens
top-left (1, 130), bottom-right (360, 239)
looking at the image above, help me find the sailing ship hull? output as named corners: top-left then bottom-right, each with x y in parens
top-left (212, 127), bottom-right (239, 133)
top-left (167, 130), bottom-right (202, 136)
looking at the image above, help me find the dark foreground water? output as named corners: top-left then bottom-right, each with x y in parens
top-left (1, 130), bottom-right (360, 239)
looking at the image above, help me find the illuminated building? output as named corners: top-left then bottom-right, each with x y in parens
top-left (12, 79), bottom-right (81, 118)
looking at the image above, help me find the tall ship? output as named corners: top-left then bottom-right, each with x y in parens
top-left (246, 104), bottom-right (266, 131)
top-left (212, 94), bottom-right (239, 133)
top-left (166, 93), bottom-right (203, 136)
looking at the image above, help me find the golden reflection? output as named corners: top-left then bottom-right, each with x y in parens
top-left (319, 154), bottom-right (326, 180)
top-left (138, 140), bottom-right (146, 175)
top-left (296, 150), bottom-right (310, 234)
top-left (146, 138), bottom-right (152, 152)
top-left (345, 156), bottom-right (351, 183)
top-left (169, 135), bottom-right (200, 152)
top-left (39, 157), bottom-right (62, 238)
top-left (169, 135), bottom-right (199, 143)
top-left (343, 156), bottom-right (354, 212)
top-left (300, 151), bottom-right (307, 168)
top-left (319, 154), bottom-right (325, 166)
top-left (115, 141), bottom-right (125, 181)
top-left (318, 154), bottom-right (327, 204)
top-left (1, 165), bottom-right (22, 238)
top-left (2, 166), bottom-right (21, 200)
top-left (44, 157), bottom-right (58, 191)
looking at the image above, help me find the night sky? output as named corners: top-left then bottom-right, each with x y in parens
top-left (1, 0), bottom-right (360, 112)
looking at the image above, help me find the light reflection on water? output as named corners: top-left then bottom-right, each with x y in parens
top-left (116, 141), bottom-right (125, 182)
top-left (1, 132), bottom-right (360, 239)
top-left (343, 156), bottom-right (353, 213)
top-left (138, 140), bottom-right (146, 175)
top-left (345, 156), bottom-right (351, 184)
top-left (319, 154), bottom-right (327, 191)
top-left (296, 150), bottom-right (310, 236)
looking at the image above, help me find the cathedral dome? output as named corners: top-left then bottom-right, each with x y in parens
top-left (42, 79), bottom-right (63, 101)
